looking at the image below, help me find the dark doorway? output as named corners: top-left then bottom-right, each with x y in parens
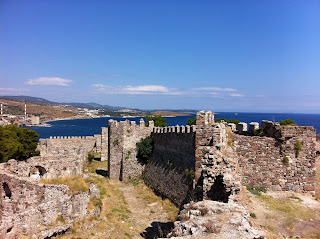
top-left (2, 182), bottom-right (12, 198)
top-left (207, 174), bottom-right (230, 203)
top-left (35, 166), bottom-right (47, 176)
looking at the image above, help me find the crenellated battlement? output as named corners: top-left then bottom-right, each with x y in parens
top-left (153, 125), bottom-right (197, 134)
top-left (48, 135), bottom-right (96, 140)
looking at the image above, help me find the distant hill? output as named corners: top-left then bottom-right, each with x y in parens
top-left (61, 102), bottom-right (126, 110)
top-left (0, 96), bottom-right (126, 110)
top-left (0, 95), bottom-right (57, 104)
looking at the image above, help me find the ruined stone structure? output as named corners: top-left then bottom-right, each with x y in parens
top-left (107, 119), bottom-right (154, 181)
top-left (143, 125), bottom-right (196, 205)
top-left (0, 110), bottom-right (317, 238)
top-left (0, 171), bottom-right (90, 238)
top-left (38, 135), bottom-right (100, 157)
top-left (105, 111), bottom-right (317, 205)
top-left (0, 134), bottom-right (102, 238)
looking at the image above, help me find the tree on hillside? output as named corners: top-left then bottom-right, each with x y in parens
top-left (0, 125), bottom-right (40, 163)
top-left (145, 115), bottom-right (168, 127)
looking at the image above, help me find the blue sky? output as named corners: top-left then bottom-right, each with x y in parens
top-left (1, 0), bottom-right (320, 112)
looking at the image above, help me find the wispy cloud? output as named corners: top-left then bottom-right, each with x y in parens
top-left (91, 84), bottom-right (246, 97)
top-left (255, 94), bottom-right (265, 98)
top-left (193, 87), bottom-right (237, 92)
top-left (229, 93), bottom-right (245, 97)
top-left (0, 88), bottom-right (30, 94)
top-left (26, 77), bottom-right (73, 86)
top-left (91, 84), bottom-right (182, 95)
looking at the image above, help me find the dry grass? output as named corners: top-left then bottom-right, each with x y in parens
top-left (40, 176), bottom-right (89, 194)
top-left (247, 189), bottom-right (320, 238)
top-left (130, 177), bottom-right (179, 221)
top-left (84, 159), bottom-right (108, 174)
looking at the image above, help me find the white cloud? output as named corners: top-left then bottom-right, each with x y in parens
top-left (256, 94), bottom-right (265, 98)
top-left (91, 84), bottom-right (182, 95)
top-left (229, 93), bottom-right (245, 97)
top-left (0, 88), bottom-right (30, 94)
top-left (193, 87), bottom-right (237, 92)
top-left (26, 77), bottom-right (73, 86)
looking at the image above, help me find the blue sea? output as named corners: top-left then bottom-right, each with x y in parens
top-left (27, 112), bottom-right (320, 139)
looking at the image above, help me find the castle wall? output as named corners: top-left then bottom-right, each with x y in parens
top-left (108, 119), bottom-right (154, 181)
top-left (0, 172), bottom-right (89, 238)
top-left (143, 126), bottom-right (196, 206)
top-left (195, 111), bottom-right (242, 203)
top-left (101, 127), bottom-right (108, 161)
top-left (0, 155), bottom-right (83, 180)
top-left (234, 125), bottom-right (317, 193)
top-left (38, 136), bottom-right (98, 157)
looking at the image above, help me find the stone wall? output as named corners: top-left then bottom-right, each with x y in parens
top-left (195, 111), bottom-right (242, 204)
top-left (0, 172), bottom-right (89, 238)
top-left (101, 127), bottom-right (108, 161)
top-left (233, 123), bottom-right (317, 193)
top-left (108, 119), bottom-right (154, 181)
top-left (38, 135), bottom-right (99, 157)
top-left (143, 125), bottom-right (196, 206)
top-left (0, 155), bottom-right (84, 180)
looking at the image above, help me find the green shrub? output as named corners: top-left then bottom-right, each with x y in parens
top-left (187, 117), bottom-right (196, 125)
top-left (280, 119), bottom-right (296, 126)
top-left (250, 212), bottom-right (257, 218)
top-left (185, 169), bottom-right (195, 180)
top-left (136, 136), bottom-right (153, 164)
top-left (215, 118), bottom-right (229, 123)
top-left (87, 153), bottom-right (94, 164)
top-left (283, 155), bottom-right (290, 165)
top-left (229, 119), bottom-right (241, 129)
top-left (145, 115), bottom-right (168, 127)
top-left (253, 129), bottom-right (265, 137)
top-left (0, 125), bottom-right (40, 162)
top-left (56, 215), bottom-right (66, 224)
top-left (246, 185), bottom-right (267, 196)
top-left (295, 141), bottom-right (303, 157)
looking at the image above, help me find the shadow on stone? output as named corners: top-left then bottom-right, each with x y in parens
top-left (207, 174), bottom-right (231, 203)
top-left (95, 169), bottom-right (108, 177)
top-left (141, 221), bottom-right (174, 239)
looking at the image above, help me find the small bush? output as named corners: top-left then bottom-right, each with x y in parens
top-left (145, 115), bottom-right (168, 127)
top-left (246, 185), bottom-right (267, 196)
top-left (295, 141), bottom-right (303, 157)
top-left (253, 129), bottom-right (265, 137)
top-left (215, 118), bottom-right (229, 123)
top-left (136, 136), bottom-right (153, 164)
top-left (283, 155), bottom-right (290, 165)
top-left (280, 119), bottom-right (296, 126)
top-left (187, 117), bottom-right (196, 125)
top-left (87, 153), bottom-right (94, 164)
top-left (185, 169), bottom-right (195, 180)
top-left (91, 197), bottom-right (102, 208)
top-left (56, 215), bottom-right (66, 224)
top-left (250, 212), bottom-right (257, 218)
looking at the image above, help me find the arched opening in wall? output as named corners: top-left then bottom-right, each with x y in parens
top-left (35, 166), bottom-right (47, 177)
top-left (2, 182), bottom-right (12, 198)
top-left (207, 174), bottom-right (231, 203)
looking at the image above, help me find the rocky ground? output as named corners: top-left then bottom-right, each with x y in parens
top-left (168, 200), bottom-right (265, 239)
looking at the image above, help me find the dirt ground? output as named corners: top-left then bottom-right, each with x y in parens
top-left (58, 161), bottom-right (178, 239)
top-left (246, 189), bottom-right (320, 239)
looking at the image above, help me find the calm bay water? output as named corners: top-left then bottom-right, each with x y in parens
top-left (27, 112), bottom-right (320, 139)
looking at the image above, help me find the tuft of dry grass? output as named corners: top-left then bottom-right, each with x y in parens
top-left (40, 176), bottom-right (89, 194)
